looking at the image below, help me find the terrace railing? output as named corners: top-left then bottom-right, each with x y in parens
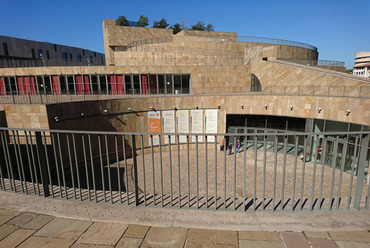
top-left (278, 59), bottom-right (345, 68)
top-left (0, 127), bottom-right (369, 212)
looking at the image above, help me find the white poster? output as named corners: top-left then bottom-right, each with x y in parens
top-left (162, 110), bottom-right (176, 144)
top-left (191, 109), bottom-right (203, 142)
top-left (205, 109), bottom-right (218, 142)
top-left (148, 111), bottom-right (161, 146)
top-left (177, 110), bottom-right (189, 143)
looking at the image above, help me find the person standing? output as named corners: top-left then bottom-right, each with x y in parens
top-left (236, 139), bottom-right (241, 153)
top-left (228, 142), bottom-right (233, 156)
top-left (221, 139), bottom-right (225, 151)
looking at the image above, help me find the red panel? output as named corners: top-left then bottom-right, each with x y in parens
top-left (83, 75), bottom-right (90, 95)
top-left (29, 76), bottom-right (37, 95)
top-left (116, 75), bottom-right (124, 95)
top-left (141, 75), bottom-right (148, 95)
top-left (17, 76), bottom-right (24, 95)
top-left (23, 77), bottom-right (30, 95)
top-left (52, 76), bottom-right (60, 95)
top-left (75, 75), bottom-right (83, 95)
top-left (110, 75), bottom-right (117, 95)
top-left (0, 77), bottom-right (5, 95)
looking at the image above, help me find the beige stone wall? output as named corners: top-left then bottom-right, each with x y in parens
top-left (3, 105), bottom-right (48, 129)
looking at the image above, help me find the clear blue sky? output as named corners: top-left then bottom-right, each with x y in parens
top-left (1, 0), bottom-right (369, 69)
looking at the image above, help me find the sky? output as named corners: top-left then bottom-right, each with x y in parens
top-left (1, 0), bottom-right (369, 69)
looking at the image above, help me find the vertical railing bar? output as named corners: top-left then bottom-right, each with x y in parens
top-left (57, 133), bottom-right (68, 199)
top-left (1, 131), bottom-right (14, 191)
top-left (233, 136), bottom-right (237, 211)
top-left (72, 134), bottom-right (82, 201)
top-left (0, 131), bottom-right (9, 190)
top-left (168, 135), bottom-right (173, 207)
top-left (1, 131), bottom-right (15, 191)
top-left (317, 136), bottom-right (327, 210)
top-left (88, 134), bottom-right (97, 202)
top-left (150, 135), bottom-right (156, 206)
top-left (177, 135), bottom-right (181, 208)
top-left (34, 132), bottom-right (49, 197)
top-left (367, 179), bottom-right (370, 210)
top-left (243, 135), bottom-right (248, 212)
top-left (196, 135), bottom-right (199, 209)
top-left (97, 135), bottom-right (105, 202)
top-left (140, 135), bottom-right (146, 206)
top-left (336, 136), bottom-right (348, 209)
top-left (291, 135), bottom-right (299, 211)
top-left (329, 136), bottom-right (339, 210)
top-left (0, 132), bottom-right (6, 190)
top-left (281, 135), bottom-right (288, 211)
top-left (104, 135), bottom-right (112, 203)
top-left (66, 134), bottom-right (77, 199)
top-left (309, 135), bottom-right (319, 210)
top-left (24, 131), bottom-right (35, 194)
top-left (347, 135), bottom-right (359, 209)
top-left (42, 131), bottom-right (54, 197)
top-left (224, 135), bottom-right (227, 209)
top-left (122, 135), bottom-right (129, 205)
top-left (205, 135), bottom-right (209, 209)
top-left (81, 134), bottom-right (91, 201)
top-left (272, 135), bottom-right (278, 210)
top-left (115, 135), bottom-right (122, 204)
top-left (299, 135), bottom-right (308, 211)
top-left (159, 135), bottom-right (164, 207)
top-left (51, 133), bottom-right (62, 197)
top-left (214, 135), bottom-right (217, 210)
top-left (131, 135), bottom-right (139, 206)
top-left (12, 131), bottom-right (23, 192)
top-left (253, 135), bottom-right (257, 211)
top-left (354, 134), bottom-right (369, 210)
top-left (262, 135), bottom-right (267, 210)
top-left (187, 135), bottom-right (190, 208)
top-left (16, 130), bottom-right (27, 193)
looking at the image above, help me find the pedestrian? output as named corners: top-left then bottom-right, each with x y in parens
top-left (221, 139), bottom-right (225, 151)
top-left (236, 139), bottom-right (241, 153)
top-left (228, 143), bottom-right (233, 156)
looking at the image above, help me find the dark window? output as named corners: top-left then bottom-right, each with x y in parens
top-left (174, 75), bottom-right (181, 94)
top-left (46, 50), bottom-right (50, 59)
top-left (251, 74), bottom-right (261, 92)
top-left (182, 74), bottom-right (190, 94)
top-left (37, 49), bottom-right (43, 59)
top-left (2, 42), bottom-right (9, 56)
top-left (133, 75), bottom-right (140, 94)
top-left (54, 44), bottom-right (57, 52)
top-left (90, 56), bottom-right (93, 64)
top-left (94, 52), bottom-right (96, 57)
top-left (165, 74), bottom-right (173, 94)
top-left (125, 75), bottom-right (132, 94)
top-left (70, 53), bottom-right (72, 61)
top-left (82, 49), bottom-right (85, 55)
top-left (31, 49), bottom-right (35, 58)
top-left (77, 54), bottom-right (81, 62)
top-left (62, 52), bottom-right (68, 61)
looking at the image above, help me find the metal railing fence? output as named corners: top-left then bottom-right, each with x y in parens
top-left (277, 59), bottom-right (345, 68)
top-left (0, 57), bottom-right (105, 68)
top-left (0, 127), bottom-right (369, 212)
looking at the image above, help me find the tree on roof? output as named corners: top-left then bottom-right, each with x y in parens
top-left (190, 21), bottom-right (215, 31)
top-left (116, 16), bottom-right (129, 26)
top-left (169, 23), bottom-right (182, 34)
top-left (137, 15), bottom-right (149, 27)
top-left (153, 18), bottom-right (169, 29)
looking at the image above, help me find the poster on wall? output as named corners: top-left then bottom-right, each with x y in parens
top-left (162, 110), bottom-right (176, 144)
top-left (191, 109), bottom-right (203, 142)
top-left (177, 110), bottom-right (189, 143)
top-left (148, 111), bottom-right (161, 146)
top-left (205, 109), bottom-right (218, 142)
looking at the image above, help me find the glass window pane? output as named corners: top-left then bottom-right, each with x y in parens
top-left (125, 75), bottom-right (132, 94)
top-left (166, 74), bottom-right (173, 94)
top-left (133, 75), bottom-right (140, 94)
top-left (182, 74), bottom-right (190, 94)
top-left (174, 75), bottom-right (181, 94)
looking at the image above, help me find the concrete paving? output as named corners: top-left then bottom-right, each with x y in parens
top-left (0, 190), bottom-right (369, 247)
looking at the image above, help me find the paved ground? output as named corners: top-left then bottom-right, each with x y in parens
top-left (0, 190), bottom-right (369, 247)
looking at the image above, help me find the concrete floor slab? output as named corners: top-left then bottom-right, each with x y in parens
top-left (71, 243), bottom-right (113, 248)
top-left (304, 231), bottom-right (331, 239)
top-left (77, 222), bottom-right (128, 246)
top-left (238, 231), bottom-right (281, 241)
top-left (187, 228), bottom-right (238, 245)
top-left (328, 231), bottom-right (370, 242)
top-left (123, 224), bottom-right (150, 239)
top-left (280, 232), bottom-right (310, 248)
top-left (239, 240), bottom-right (285, 248)
top-left (0, 214), bottom-right (17, 226)
top-left (115, 237), bottom-right (143, 248)
top-left (185, 242), bottom-right (238, 247)
top-left (0, 228), bottom-right (35, 247)
top-left (6, 212), bottom-right (38, 227)
top-left (141, 226), bottom-right (187, 248)
top-left (21, 214), bottom-right (54, 230)
top-left (307, 237), bottom-right (338, 248)
top-left (0, 224), bottom-right (18, 241)
top-left (335, 241), bottom-right (370, 248)
top-left (35, 217), bottom-right (93, 240)
top-left (17, 236), bottom-right (75, 248)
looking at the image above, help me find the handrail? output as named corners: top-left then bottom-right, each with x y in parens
top-left (237, 36), bottom-right (317, 51)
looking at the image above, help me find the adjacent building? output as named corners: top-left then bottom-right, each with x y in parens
top-left (353, 52), bottom-right (370, 77)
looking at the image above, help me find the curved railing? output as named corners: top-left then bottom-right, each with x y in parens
top-left (278, 59), bottom-right (345, 67)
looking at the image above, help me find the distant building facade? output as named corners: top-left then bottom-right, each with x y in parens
top-left (353, 52), bottom-right (370, 77)
top-left (0, 35), bottom-right (105, 68)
